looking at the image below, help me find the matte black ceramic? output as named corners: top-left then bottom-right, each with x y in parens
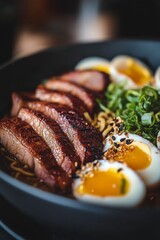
top-left (0, 40), bottom-right (160, 240)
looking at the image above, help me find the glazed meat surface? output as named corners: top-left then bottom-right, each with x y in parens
top-left (23, 101), bottom-right (103, 163)
top-left (43, 80), bottom-right (96, 113)
top-left (1, 67), bottom-right (107, 195)
top-left (0, 118), bottom-right (71, 192)
top-left (18, 107), bottom-right (81, 174)
top-left (11, 92), bottom-right (36, 116)
top-left (35, 86), bottom-right (87, 115)
top-left (60, 70), bottom-right (109, 92)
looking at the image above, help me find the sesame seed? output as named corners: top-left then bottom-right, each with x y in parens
top-left (120, 138), bottom-right (126, 142)
top-left (114, 142), bottom-right (120, 148)
top-left (117, 168), bottom-right (123, 172)
top-left (126, 139), bottom-right (133, 145)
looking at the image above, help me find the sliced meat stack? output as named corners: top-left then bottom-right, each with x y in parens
top-left (18, 107), bottom-right (81, 174)
top-left (21, 101), bottom-right (103, 163)
top-left (0, 118), bottom-right (71, 192)
top-left (11, 92), bottom-right (35, 116)
top-left (35, 86), bottom-right (87, 115)
top-left (43, 79), bottom-right (96, 114)
top-left (60, 70), bottom-right (109, 92)
top-left (0, 69), bottom-right (108, 192)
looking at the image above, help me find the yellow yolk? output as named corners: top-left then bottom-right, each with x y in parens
top-left (92, 65), bottom-right (110, 74)
top-left (114, 142), bottom-right (151, 170)
top-left (76, 169), bottom-right (129, 197)
top-left (117, 58), bottom-right (152, 86)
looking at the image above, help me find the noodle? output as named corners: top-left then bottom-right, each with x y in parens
top-left (0, 145), bottom-right (35, 178)
top-left (10, 161), bottom-right (35, 177)
top-left (0, 148), bottom-right (14, 162)
top-left (102, 125), bottom-right (113, 138)
top-left (15, 171), bottom-right (20, 178)
top-left (0, 145), bottom-right (53, 192)
top-left (84, 110), bottom-right (115, 139)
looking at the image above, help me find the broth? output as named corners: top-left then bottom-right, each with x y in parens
top-left (1, 145), bottom-right (160, 207)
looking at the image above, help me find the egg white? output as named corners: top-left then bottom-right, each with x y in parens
top-left (75, 57), bottom-right (110, 72)
top-left (157, 131), bottom-right (160, 150)
top-left (73, 160), bottom-right (146, 207)
top-left (110, 55), bottom-right (153, 88)
top-left (109, 66), bottom-right (137, 89)
top-left (111, 55), bottom-right (152, 72)
top-left (154, 66), bottom-right (160, 88)
top-left (104, 133), bottom-right (160, 187)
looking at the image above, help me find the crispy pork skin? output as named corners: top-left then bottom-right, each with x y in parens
top-left (35, 86), bottom-right (87, 115)
top-left (60, 70), bottom-right (109, 92)
top-left (43, 80), bottom-right (96, 113)
top-left (0, 118), bottom-right (71, 191)
top-left (24, 101), bottom-right (103, 163)
top-left (18, 107), bottom-right (81, 174)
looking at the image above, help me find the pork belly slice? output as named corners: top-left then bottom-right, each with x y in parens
top-left (60, 70), bottom-right (110, 92)
top-left (25, 101), bottom-right (103, 163)
top-left (0, 118), bottom-right (71, 192)
top-left (11, 92), bottom-right (36, 116)
top-left (35, 86), bottom-right (87, 115)
top-left (43, 80), bottom-right (96, 113)
top-left (18, 107), bottom-right (81, 174)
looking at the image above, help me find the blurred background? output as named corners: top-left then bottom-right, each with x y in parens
top-left (0, 0), bottom-right (159, 65)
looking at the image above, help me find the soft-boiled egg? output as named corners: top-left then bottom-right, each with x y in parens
top-left (104, 133), bottom-right (160, 187)
top-left (75, 57), bottom-right (110, 74)
top-left (111, 55), bottom-right (153, 87)
top-left (109, 66), bottom-right (137, 89)
top-left (73, 160), bottom-right (146, 207)
top-left (154, 66), bottom-right (160, 88)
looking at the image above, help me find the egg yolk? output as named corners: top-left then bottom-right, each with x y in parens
top-left (117, 58), bottom-right (152, 86)
top-left (92, 65), bottom-right (110, 74)
top-left (114, 142), bottom-right (151, 170)
top-left (76, 169), bottom-right (129, 197)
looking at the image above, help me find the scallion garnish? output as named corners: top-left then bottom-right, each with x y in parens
top-left (141, 112), bottom-right (155, 127)
top-left (97, 83), bottom-right (160, 146)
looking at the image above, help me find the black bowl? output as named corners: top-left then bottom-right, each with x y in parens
top-left (0, 40), bottom-right (160, 240)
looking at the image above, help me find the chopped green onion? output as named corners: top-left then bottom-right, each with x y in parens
top-left (125, 89), bottom-right (140, 102)
top-left (155, 112), bottom-right (160, 122)
top-left (141, 112), bottom-right (155, 126)
top-left (97, 82), bottom-right (160, 146)
top-left (96, 99), bottom-right (108, 112)
top-left (142, 86), bottom-right (158, 99)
